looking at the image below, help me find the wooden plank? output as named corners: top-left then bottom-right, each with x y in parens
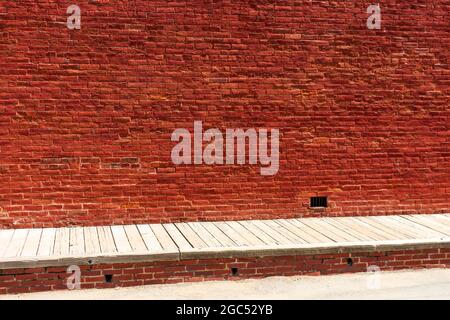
top-left (84, 226), bottom-right (101, 254)
top-left (163, 224), bottom-right (192, 250)
top-left (390, 216), bottom-right (443, 239)
top-left (1, 214), bottom-right (447, 270)
top-left (123, 225), bottom-right (148, 252)
top-left (188, 222), bottom-right (223, 248)
top-left (249, 220), bottom-right (293, 245)
top-left (353, 217), bottom-right (413, 240)
top-left (69, 227), bottom-right (85, 255)
top-left (97, 226), bottom-right (117, 253)
top-left (321, 218), bottom-right (364, 242)
top-left (238, 221), bottom-right (278, 245)
top-left (340, 217), bottom-right (397, 241)
top-left (365, 216), bottom-right (416, 239)
top-left (277, 219), bottom-right (325, 243)
top-left (402, 215), bottom-right (450, 237)
top-left (375, 216), bottom-right (423, 238)
top-left (261, 220), bottom-right (308, 244)
top-left (0, 230), bottom-right (14, 257)
top-left (350, 217), bottom-right (401, 240)
top-left (3, 229), bottom-right (29, 258)
top-left (21, 228), bottom-right (43, 257)
top-left (37, 228), bottom-right (56, 257)
top-left (324, 218), bottom-right (376, 241)
top-left (213, 221), bottom-right (250, 246)
top-left (226, 221), bottom-right (267, 246)
top-left (53, 227), bottom-right (70, 256)
top-left (175, 223), bottom-right (207, 248)
top-left (111, 225), bottom-right (132, 253)
top-left (137, 224), bottom-right (164, 252)
top-left (300, 218), bottom-right (351, 242)
top-left (202, 222), bottom-right (237, 247)
top-left (439, 214), bottom-right (450, 224)
top-left (427, 215), bottom-right (450, 228)
top-left (152, 224), bottom-right (178, 251)
top-left (291, 219), bottom-right (336, 243)
top-left (405, 215), bottom-right (450, 236)
top-left (374, 216), bottom-right (427, 238)
top-left (391, 216), bottom-right (446, 238)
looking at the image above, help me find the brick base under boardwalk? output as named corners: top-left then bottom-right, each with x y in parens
top-left (1, 248), bottom-right (449, 294)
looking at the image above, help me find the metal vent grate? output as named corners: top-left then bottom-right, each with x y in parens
top-left (310, 196), bottom-right (327, 208)
top-left (104, 274), bottom-right (113, 283)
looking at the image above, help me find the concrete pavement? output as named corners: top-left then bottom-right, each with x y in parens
top-left (1, 268), bottom-right (449, 300)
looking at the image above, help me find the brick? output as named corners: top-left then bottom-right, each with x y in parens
top-left (0, 0), bottom-right (449, 296)
top-left (0, 0), bottom-right (447, 229)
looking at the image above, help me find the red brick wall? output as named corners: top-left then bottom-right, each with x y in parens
top-left (1, 248), bottom-right (449, 294)
top-left (0, 1), bottom-right (449, 228)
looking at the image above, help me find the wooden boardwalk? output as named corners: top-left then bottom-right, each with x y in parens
top-left (1, 214), bottom-right (449, 269)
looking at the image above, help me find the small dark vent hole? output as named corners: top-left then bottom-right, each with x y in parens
top-left (310, 196), bottom-right (327, 208)
top-left (104, 274), bottom-right (113, 283)
top-left (347, 258), bottom-right (353, 267)
top-left (231, 267), bottom-right (239, 276)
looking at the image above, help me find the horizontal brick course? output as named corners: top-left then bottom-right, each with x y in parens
top-left (0, 0), bottom-right (449, 228)
top-left (1, 248), bottom-right (449, 295)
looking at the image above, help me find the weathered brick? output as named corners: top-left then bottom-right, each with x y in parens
top-left (0, 0), bottom-right (448, 228)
